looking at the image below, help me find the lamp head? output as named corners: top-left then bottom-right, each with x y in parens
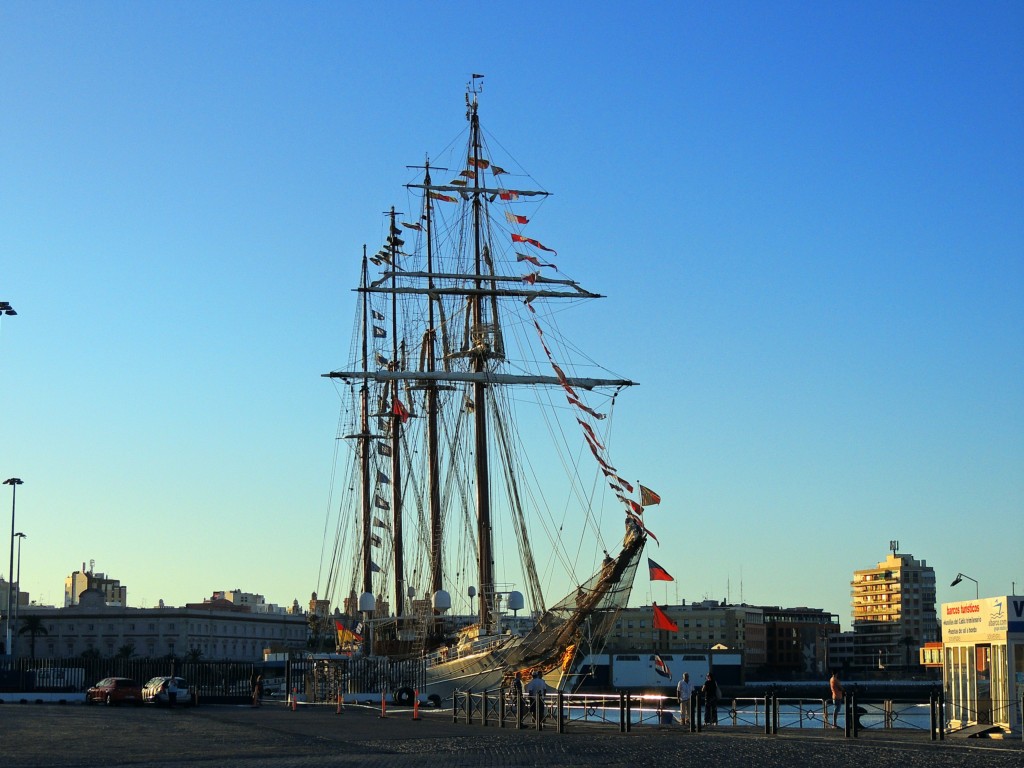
top-left (950, 574), bottom-right (963, 587)
top-left (3, 478), bottom-right (23, 486)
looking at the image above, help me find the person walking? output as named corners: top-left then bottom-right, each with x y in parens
top-left (252, 674), bottom-right (263, 707)
top-left (675, 672), bottom-right (693, 726)
top-left (830, 669), bottom-right (844, 727)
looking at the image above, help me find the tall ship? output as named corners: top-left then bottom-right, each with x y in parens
top-left (315, 77), bottom-right (658, 702)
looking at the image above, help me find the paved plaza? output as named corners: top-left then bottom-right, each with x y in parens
top-left (3, 701), bottom-right (1021, 767)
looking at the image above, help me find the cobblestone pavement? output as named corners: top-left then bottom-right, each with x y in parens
top-left (3, 702), bottom-right (1021, 768)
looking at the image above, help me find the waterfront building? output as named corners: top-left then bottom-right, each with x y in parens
top-left (760, 606), bottom-right (840, 677)
top-left (850, 550), bottom-right (937, 671)
top-left (828, 630), bottom-right (855, 672)
top-left (605, 601), bottom-right (760, 661)
top-left (942, 594), bottom-right (1023, 734)
top-left (14, 588), bottom-right (308, 661)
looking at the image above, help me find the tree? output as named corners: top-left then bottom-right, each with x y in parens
top-left (17, 616), bottom-right (48, 661)
top-left (116, 643), bottom-right (136, 659)
top-left (185, 647), bottom-right (203, 662)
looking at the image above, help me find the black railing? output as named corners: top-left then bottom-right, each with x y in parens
top-left (0, 656), bottom-right (256, 704)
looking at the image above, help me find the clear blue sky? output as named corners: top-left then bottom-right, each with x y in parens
top-left (2, 2), bottom-right (1021, 627)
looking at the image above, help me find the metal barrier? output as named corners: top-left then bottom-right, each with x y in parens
top-left (453, 687), bottom-right (1011, 739)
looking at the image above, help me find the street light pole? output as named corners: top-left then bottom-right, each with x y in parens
top-left (13, 532), bottom-right (26, 640)
top-left (950, 572), bottom-right (979, 600)
top-left (3, 478), bottom-right (23, 658)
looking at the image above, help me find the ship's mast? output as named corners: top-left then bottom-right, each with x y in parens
top-left (468, 88), bottom-right (495, 629)
top-left (387, 208), bottom-right (405, 617)
top-left (423, 162), bottom-right (444, 601)
top-left (358, 249), bottom-right (373, 599)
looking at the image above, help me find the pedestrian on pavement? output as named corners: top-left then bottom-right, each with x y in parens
top-left (702, 673), bottom-right (719, 725)
top-left (830, 669), bottom-right (844, 727)
top-left (252, 674), bottom-right (263, 707)
top-left (675, 672), bottom-right (692, 725)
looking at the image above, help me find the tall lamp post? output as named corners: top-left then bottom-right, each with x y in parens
top-left (3, 478), bottom-right (23, 658)
top-left (950, 572), bottom-right (979, 599)
top-left (13, 533), bottom-right (26, 640)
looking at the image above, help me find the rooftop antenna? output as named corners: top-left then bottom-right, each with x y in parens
top-left (889, 540), bottom-right (899, 555)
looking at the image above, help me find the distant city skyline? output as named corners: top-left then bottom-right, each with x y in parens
top-left (2, 3), bottom-right (1021, 630)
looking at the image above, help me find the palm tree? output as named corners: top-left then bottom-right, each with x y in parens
top-left (17, 616), bottom-right (48, 661)
top-left (116, 643), bottom-right (136, 659)
top-left (185, 647), bottom-right (203, 662)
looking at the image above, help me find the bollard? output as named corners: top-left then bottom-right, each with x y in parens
top-left (690, 689), bottom-right (698, 733)
top-left (929, 691), bottom-right (937, 741)
top-left (482, 689), bottom-right (489, 727)
top-left (625, 692), bottom-right (632, 733)
top-left (453, 690), bottom-right (460, 724)
top-left (290, 688), bottom-right (297, 712)
top-left (336, 690), bottom-right (344, 715)
top-left (844, 693), bottom-right (851, 738)
top-left (498, 687), bottom-right (505, 728)
top-left (379, 690), bottom-right (387, 719)
top-left (938, 689), bottom-right (945, 741)
top-left (619, 692), bottom-right (626, 733)
top-left (851, 690), bottom-right (859, 738)
top-left (536, 691), bottom-right (544, 731)
top-left (517, 687), bottom-right (524, 730)
top-left (412, 689), bottom-right (421, 721)
top-left (764, 693), bottom-right (771, 735)
top-left (696, 690), bottom-right (703, 732)
top-left (772, 691), bottom-right (779, 735)
top-left (556, 690), bottom-right (565, 734)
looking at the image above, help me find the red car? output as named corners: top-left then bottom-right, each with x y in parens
top-left (86, 677), bottom-right (143, 705)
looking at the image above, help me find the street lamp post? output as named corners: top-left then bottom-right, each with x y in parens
top-left (3, 478), bottom-right (23, 658)
top-left (13, 533), bottom-right (26, 641)
top-left (950, 572), bottom-right (979, 600)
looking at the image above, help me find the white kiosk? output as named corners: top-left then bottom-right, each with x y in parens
top-left (941, 595), bottom-right (1024, 733)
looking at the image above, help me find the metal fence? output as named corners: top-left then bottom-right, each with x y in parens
top-left (450, 686), bottom-right (1013, 740)
top-left (284, 656), bottom-right (426, 705)
top-left (0, 656), bottom-right (256, 704)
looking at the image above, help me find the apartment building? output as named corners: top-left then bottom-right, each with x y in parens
top-left (850, 550), bottom-right (937, 670)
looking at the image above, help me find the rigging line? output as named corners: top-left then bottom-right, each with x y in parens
top-left (317, 387), bottom-right (347, 596)
top-left (323, 417), bottom-right (360, 606)
top-left (489, 384), bottom-right (545, 613)
top-left (478, 126), bottom-right (549, 196)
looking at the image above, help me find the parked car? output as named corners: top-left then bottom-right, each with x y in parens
top-left (142, 676), bottom-right (191, 706)
top-left (86, 677), bottom-right (143, 705)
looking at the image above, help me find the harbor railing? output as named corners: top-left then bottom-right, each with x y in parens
top-left (451, 686), bottom-right (1003, 740)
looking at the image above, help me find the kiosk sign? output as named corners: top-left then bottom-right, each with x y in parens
top-left (941, 596), bottom-right (1009, 644)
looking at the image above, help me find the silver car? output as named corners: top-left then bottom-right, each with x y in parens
top-left (141, 676), bottom-right (190, 706)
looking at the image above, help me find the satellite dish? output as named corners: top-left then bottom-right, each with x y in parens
top-left (432, 589), bottom-right (451, 613)
top-left (507, 591), bottom-right (524, 613)
top-left (358, 592), bottom-right (375, 613)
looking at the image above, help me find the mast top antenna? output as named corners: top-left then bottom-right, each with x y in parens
top-left (466, 74), bottom-right (483, 117)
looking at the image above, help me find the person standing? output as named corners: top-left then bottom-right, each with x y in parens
top-left (702, 673), bottom-right (719, 725)
top-left (524, 670), bottom-right (549, 720)
top-left (675, 672), bottom-right (693, 726)
top-left (829, 670), bottom-right (844, 727)
top-left (167, 677), bottom-right (179, 708)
